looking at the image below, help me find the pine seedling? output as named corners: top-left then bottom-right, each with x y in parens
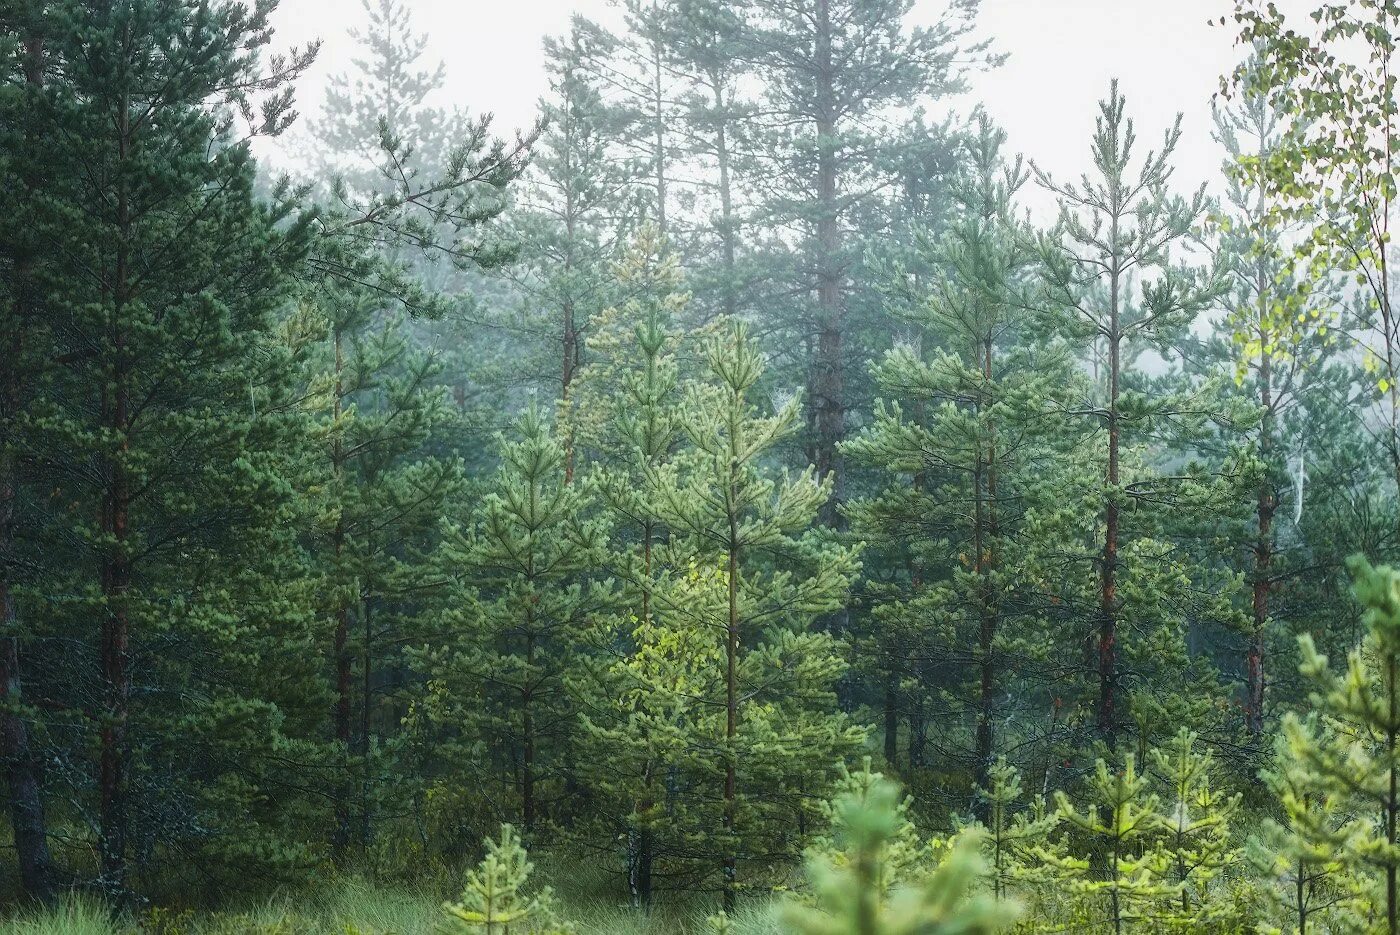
top-left (442, 825), bottom-right (577, 934)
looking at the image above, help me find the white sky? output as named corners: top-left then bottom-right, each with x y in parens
top-left (262, 0), bottom-right (1316, 219)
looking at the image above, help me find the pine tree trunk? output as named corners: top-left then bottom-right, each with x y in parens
top-left (332, 328), bottom-right (352, 859)
top-left (360, 594), bottom-right (373, 849)
top-left (711, 78), bottom-right (737, 320)
top-left (975, 340), bottom-right (998, 802)
top-left (1248, 345), bottom-right (1274, 737)
top-left (99, 86), bottom-right (134, 897)
top-left (722, 502), bottom-right (740, 912)
top-left (633, 525), bottom-right (656, 909)
top-left (0, 30), bottom-right (56, 906)
top-left (883, 660), bottom-right (898, 769)
top-left (1098, 265), bottom-right (1121, 750)
top-left (650, 38), bottom-right (667, 238)
top-left (523, 624), bottom-right (536, 831)
top-left (809, 0), bottom-right (844, 528)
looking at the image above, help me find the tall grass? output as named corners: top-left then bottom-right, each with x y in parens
top-left (0, 856), bottom-right (787, 934)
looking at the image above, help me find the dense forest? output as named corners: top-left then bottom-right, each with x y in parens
top-left (6, 0), bottom-right (1400, 932)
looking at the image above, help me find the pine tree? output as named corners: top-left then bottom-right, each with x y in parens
top-left (1275, 557), bottom-right (1400, 934)
top-left (804, 759), bottom-right (932, 901)
top-left (1050, 754), bottom-right (1173, 934)
top-left (300, 277), bottom-right (464, 857)
top-left (1150, 728), bottom-right (1242, 926)
top-left (442, 824), bottom-right (578, 934)
top-left (504, 18), bottom-right (639, 437)
top-left (846, 115), bottom-right (1079, 795)
top-left (0, 1), bottom-right (57, 902)
top-left (1248, 717), bottom-right (1359, 935)
top-left (649, 319), bottom-right (864, 909)
top-left (974, 758), bottom-right (1060, 905)
top-left (1034, 81), bottom-right (1226, 750)
top-left (662, 0), bottom-right (757, 323)
top-left (593, 1), bottom-right (684, 237)
top-left (297, 0), bottom-right (535, 857)
top-left (417, 406), bottom-right (608, 832)
top-left (569, 228), bottom-right (690, 908)
top-left (305, 0), bottom-right (532, 287)
top-left (15, 0), bottom-right (325, 898)
top-left (740, 0), bottom-right (1001, 523)
top-left (781, 774), bottom-right (1014, 935)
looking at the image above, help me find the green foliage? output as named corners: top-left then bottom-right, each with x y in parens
top-left (781, 775), bottom-right (1014, 935)
top-left (805, 760), bottom-right (933, 901)
top-left (1151, 729), bottom-right (1243, 927)
top-left (414, 405), bottom-right (607, 832)
top-left (846, 113), bottom-right (1081, 791)
top-left (1248, 717), bottom-right (1359, 934)
top-left (442, 825), bottom-right (577, 934)
top-left (1050, 754), bottom-right (1173, 933)
top-left (640, 318), bottom-right (865, 902)
top-left (1266, 557), bottom-right (1400, 932)
top-left (13, 0), bottom-right (1400, 929)
top-left (973, 758), bottom-right (1060, 904)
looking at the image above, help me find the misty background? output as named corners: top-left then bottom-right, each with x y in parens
top-left (260, 0), bottom-right (1312, 217)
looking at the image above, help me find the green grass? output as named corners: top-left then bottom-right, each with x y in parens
top-left (0, 858), bottom-right (787, 934)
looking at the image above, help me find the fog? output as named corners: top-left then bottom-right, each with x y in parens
top-left (262, 0), bottom-right (1315, 219)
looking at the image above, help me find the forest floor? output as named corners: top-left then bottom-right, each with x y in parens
top-left (1, 858), bottom-right (786, 935)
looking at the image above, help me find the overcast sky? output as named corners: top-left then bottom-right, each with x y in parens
top-left (262, 0), bottom-right (1315, 219)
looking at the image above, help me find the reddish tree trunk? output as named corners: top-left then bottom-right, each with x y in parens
top-left (98, 84), bottom-right (134, 895)
top-left (1098, 276), bottom-right (1121, 750)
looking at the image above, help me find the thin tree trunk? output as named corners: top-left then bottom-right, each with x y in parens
top-left (1098, 263), bottom-right (1121, 750)
top-left (722, 480), bottom-right (740, 912)
top-left (1248, 344), bottom-right (1274, 737)
top-left (650, 32), bottom-right (667, 238)
top-left (523, 624), bottom-right (536, 831)
top-left (632, 522), bottom-right (656, 909)
top-left (883, 660), bottom-right (898, 769)
top-left (360, 594), bottom-right (373, 848)
top-left (0, 29), bottom-right (56, 906)
top-left (711, 77), bottom-right (737, 321)
top-left (975, 339), bottom-right (998, 799)
top-left (332, 327), bottom-right (352, 859)
top-left (809, 0), bottom-right (844, 528)
top-left (99, 76), bottom-right (134, 896)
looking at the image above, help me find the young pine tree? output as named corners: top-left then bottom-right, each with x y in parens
top-left (417, 407), bottom-right (608, 834)
top-left (300, 279), bottom-right (463, 857)
top-left (1273, 557), bottom-right (1400, 935)
top-left (846, 115), bottom-right (1078, 798)
top-left (649, 319), bottom-right (864, 909)
top-left (974, 758), bottom-right (1061, 905)
top-left (442, 824), bottom-right (577, 935)
top-left (1248, 716), bottom-right (1359, 935)
top-left (1035, 81), bottom-right (1226, 750)
top-left (781, 775), bottom-right (1014, 935)
top-left (804, 759), bottom-right (933, 902)
top-left (1150, 728), bottom-right (1242, 926)
top-left (1049, 754), bottom-right (1173, 935)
